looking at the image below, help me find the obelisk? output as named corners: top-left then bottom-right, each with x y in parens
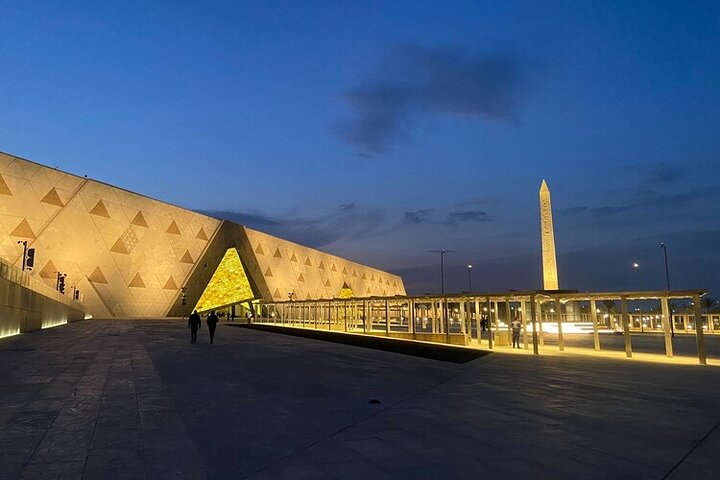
top-left (539, 180), bottom-right (559, 290)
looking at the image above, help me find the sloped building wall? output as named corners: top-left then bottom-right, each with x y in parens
top-left (167, 222), bottom-right (406, 317)
top-left (1, 151), bottom-right (406, 318)
top-left (240, 227), bottom-right (405, 301)
top-left (0, 152), bottom-right (221, 317)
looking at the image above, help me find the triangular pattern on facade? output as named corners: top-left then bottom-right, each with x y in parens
top-left (10, 219), bottom-right (36, 239)
top-left (110, 237), bottom-right (129, 254)
top-left (297, 273), bottom-right (305, 282)
top-left (330, 264), bottom-right (337, 272)
top-left (163, 276), bottom-right (178, 290)
top-left (39, 260), bottom-right (57, 279)
top-left (180, 250), bottom-right (194, 264)
top-left (90, 200), bottom-right (110, 218)
top-left (318, 261), bottom-right (325, 270)
top-left (290, 253), bottom-right (297, 262)
top-left (273, 248), bottom-right (282, 258)
top-left (129, 273), bottom-right (146, 288)
top-left (255, 244), bottom-right (265, 255)
top-left (166, 221), bottom-right (181, 235)
top-left (304, 257), bottom-right (311, 266)
top-left (40, 187), bottom-right (64, 207)
top-left (89, 266), bottom-right (108, 284)
top-left (0, 174), bottom-right (12, 196)
top-left (264, 267), bottom-right (273, 277)
top-left (131, 211), bottom-right (149, 228)
top-left (196, 227), bottom-right (208, 240)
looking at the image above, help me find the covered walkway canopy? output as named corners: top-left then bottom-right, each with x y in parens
top-left (256, 289), bottom-right (710, 364)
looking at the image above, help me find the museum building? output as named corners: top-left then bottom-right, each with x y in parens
top-left (0, 151), bottom-right (405, 318)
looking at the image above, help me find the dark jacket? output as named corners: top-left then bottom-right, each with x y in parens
top-left (207, 312), bottom-right (219, 328)
top-left (188, 312), bottom-right (201, 329)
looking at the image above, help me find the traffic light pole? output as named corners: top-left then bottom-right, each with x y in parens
top-left (17, 241), bottom-right (27, 270)
top-left (56, 272), bottom-right (66, 294)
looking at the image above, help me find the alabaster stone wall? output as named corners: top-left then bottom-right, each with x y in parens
top-left (1, 152), bottom-right (406, 318)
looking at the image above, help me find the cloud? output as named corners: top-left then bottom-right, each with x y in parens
top-left (201, 204), bottom-right (385, 249)
top-left (560, 206), bottom-right (588, 215)
top-left (335, 45), bottom-right (534, 153)
top-left (589, 205), bottom-right (633, 217)
top-left (444, 209), bottom-right (491, 224)
top-left (201, 210), bottom-right (281, 227)
top-left (404, 209), bottom-right (433, 224)
top-left (636, 162), bottom-right (689, 187)
top-left (402, 207), bottom-right (492, 225)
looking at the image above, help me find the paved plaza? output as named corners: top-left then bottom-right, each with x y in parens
top-left (1, 320), bottom-right (719, 479)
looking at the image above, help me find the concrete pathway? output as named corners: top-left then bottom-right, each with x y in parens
top-left (1, 319), bottom-right (719, 479)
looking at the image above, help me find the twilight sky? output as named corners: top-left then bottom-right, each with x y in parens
top-left (1, 1), bottom-right (718, 296)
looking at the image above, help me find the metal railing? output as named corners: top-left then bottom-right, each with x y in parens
top-left (0, 257), bottom-right (81, 309)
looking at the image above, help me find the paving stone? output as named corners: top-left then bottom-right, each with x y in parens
top-left (1, 319), bottom-right (720, 479)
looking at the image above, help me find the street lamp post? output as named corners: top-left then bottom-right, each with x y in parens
top-left (467, 264), bottom-right (472, 292)
top-left (661, 242), bottom-right (675, 337)
top-left (632, 262), bottom-right (643, 332)
top-left (429, 249), bottom-right (455, 295)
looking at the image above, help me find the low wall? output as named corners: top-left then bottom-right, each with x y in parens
top-left (235, 324), bottom-right (488, 364)
top-left (0, 267), bottom-right (86, 338)
top-left (365, 331), bottom-right (469, 346)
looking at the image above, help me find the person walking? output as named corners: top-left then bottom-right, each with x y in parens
top-left (207, 311), bottom-right (219, 344)
top-left (511, 317), bottom-right (522, 349)
top-left (188, 309), bottom-right (201, 343)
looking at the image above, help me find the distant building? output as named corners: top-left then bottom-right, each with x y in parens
top-left (0, 151), bottom-right (405, 317)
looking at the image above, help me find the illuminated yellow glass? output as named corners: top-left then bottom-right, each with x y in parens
top-left (195, 248), bottom-right (255, 312)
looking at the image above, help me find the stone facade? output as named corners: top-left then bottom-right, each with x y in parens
top-left (0, 151), bottom-right (405, 317)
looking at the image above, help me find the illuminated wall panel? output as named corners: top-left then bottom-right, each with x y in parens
top-left (194, 248), bottom-right (254, 312)
top-left (0, 151), bottom-right (407, 318)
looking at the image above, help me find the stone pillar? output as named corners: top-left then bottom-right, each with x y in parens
top-left (693, 294), bottom-right (707, 365)
top-left (521, 302), bottom-right (528, 349)
top-left (362, 301), bottom-right (368, 333)
top-left (505, 300), bottom-right (513, 342)
top-left (385, 300), bottom-right (390, 334)
top-left (431, 301), bottom-right (437, 334)
top-left (590, 299), bottom-right (600, 351)
top-left (474, 300), bottom-right (481, 344)
top-left (660, 296), bottom-right (673, 357)
top-left (620, 296), bottom-right (632, 358)
top-left (556, 297), bottom-right (564, 352)
top-left (439, 299), bottom-right (445, 335)
top-left (530, 294), bottom-right (539, 355)
top-left (537, 302), bottom-right (545, 346)
top-left (486, 296), bottom-right (493, 349)
top-left (409, 299), bottom-right (416, 336)
top-left (492, 301), bottom-right (499, 343)
top-left (459, 301), bottom-right (466, 335)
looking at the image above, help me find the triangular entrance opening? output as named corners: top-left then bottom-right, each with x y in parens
top-left (339, 282), bottom-right (354, 299)
top-left (194, 248), bottom-right (255, 313)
